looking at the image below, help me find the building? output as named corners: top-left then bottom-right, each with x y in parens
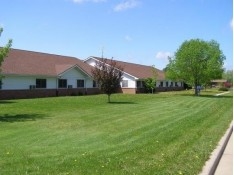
top-left (85, 56), bottom-right (184, 94)
top-left (0, 49), bottom-right (184, 100)
top-left (0, 49), bottom-right (99, 99)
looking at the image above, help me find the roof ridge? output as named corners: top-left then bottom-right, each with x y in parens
top-left (10, 48), bottom-right (79, 60)
top-left (92, 56), bottom-right (162, 71)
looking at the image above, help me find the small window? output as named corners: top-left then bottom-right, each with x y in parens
top-left (77, 79), bottom-right (84, 88)
top-left (36, 79), bottom-right (46, 88)
top-left (160, 81), bottom-right (163, 87)
top-left (166, 82), bottom-right (168, 87)
top-left (175, 82), bottom-right (178, 87)
top-left (58, 79), bottom-right (67, 88)
top-left (137, 81), bottom-right (142, 88)
top-left (93, 80), bottom-right (97, 88)
top-left (122, 80), bottom-right (128, 87)
top-left (170, 82), bottom-right (173, 87)
top-left (0, 80), bottom-right (2, 89)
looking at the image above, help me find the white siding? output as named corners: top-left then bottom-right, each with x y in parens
top-left (85, 58), bottom-right (96, 67)
top-left (1, 76), bottom-right (56, 90)
top-left (60, 67), bottom-right (93, 88)
top-left (121, 73), bottom-right (136, 88)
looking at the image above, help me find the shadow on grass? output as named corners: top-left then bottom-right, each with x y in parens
top-left (108, 101), bottom-right (137, 105)
top-left (174, 94), bottom-right (232, 99)
top-left (0, 114), bottom-right (48, 123)
top-left (0, 100), bottom-right (16, 104)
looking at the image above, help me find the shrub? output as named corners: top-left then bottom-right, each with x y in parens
top-left (218, 87), bottom-right (229, 91)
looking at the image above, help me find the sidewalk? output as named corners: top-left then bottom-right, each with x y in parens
top-left (214, 133), bottom-right (233, 175)
top-left (200, 123), bottom-right (233, 175)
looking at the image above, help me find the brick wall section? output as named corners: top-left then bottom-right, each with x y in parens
top-left (0, 88), bottom-right (100, 100)
top-left (117, 88), bottom-right (136, 94)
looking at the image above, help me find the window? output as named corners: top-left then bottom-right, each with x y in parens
top-left (170, 82), bottom-right (173, 87)
top-left (77, 79), bottom-right (84, 88)
top-left (175, 82), bottom-right (178, 87)
top-left (137, 81), bottom-right (142, 88)
top-left (0, 80), bottom-right (2, 89)
top-left (36, 79), bottom-right (46, 88)
top-left (122, 80), bottom-right (128, 87)
top-left (166, 82), bottom-right (168, 87)
top-left (160, 81), bottom-right (163, 87)
top-left (93, 80), bottom-right (97, 88)
top-left (58, 79), bottom-right (67, 88)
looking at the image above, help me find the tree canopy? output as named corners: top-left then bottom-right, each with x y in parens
top-left (0, 28), bottom-right (12, 69)
top-left (91, 58), bottom-right (123, 103)
top-left (144, 65), bottom-right (157, 93)
top-left (166, 39), bottom-right (225, 95)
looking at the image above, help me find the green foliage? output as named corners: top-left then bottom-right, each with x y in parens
top-left (166, 39), bottom-right (225, 95)
top-left (218, 87), bottom-right (229, 91)
top-left (144, 77), bottom-right (156, 93)
top-left (91, 58), bottom-right (123, 102)
top-left (0, 92), bottom-right (232, 174)
top-left (223, 70), bottom-right (233, 83)
top-left (0, 28), bottom-right (12, 68)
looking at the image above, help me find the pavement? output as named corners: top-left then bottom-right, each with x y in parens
top-left (199, 122), bottom-right (233, 175)
top-left (214, 133), bottom-right (233, 175)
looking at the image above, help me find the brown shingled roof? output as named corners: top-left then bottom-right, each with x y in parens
top-left (92, 56), bottom-right (165, 80)
top-left (1, 49), bottom-right (93, 77)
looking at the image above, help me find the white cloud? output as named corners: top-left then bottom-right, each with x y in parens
top-left (155, 51), bottom-right (172, 60)
top-left (230, 18), bottom-right (233, 30)
top-left (114, 0), bottom-right (140, 12)
top-left (72, 0), bottom-right (106, 4)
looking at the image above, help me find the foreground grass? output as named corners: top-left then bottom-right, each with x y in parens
top-left (0, 90), bottom-right (232, 175)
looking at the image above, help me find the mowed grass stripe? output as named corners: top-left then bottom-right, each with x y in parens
top-left (0, 91), bottom-right (232, 174)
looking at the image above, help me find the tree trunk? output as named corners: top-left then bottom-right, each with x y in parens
top-left (194, 81), bottom-right (199, 96)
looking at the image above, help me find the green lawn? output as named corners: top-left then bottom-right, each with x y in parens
top-left (0, 90), bottom-right (232, 175)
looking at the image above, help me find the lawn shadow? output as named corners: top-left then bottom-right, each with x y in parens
top-left (174, 93), bottom-right (232, 99)
top-left (0, 100), bottom-right (16, 104)
top-left (108, 101), bottom-right (137, 105)
top-left (0, 113), bottom-right (48, 123)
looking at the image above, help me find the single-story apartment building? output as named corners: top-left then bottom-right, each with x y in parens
top-left (0, 49), bottom-right (99, 99)
top-left (0, 49), bottom-right (184, 99)
top-left (85, 56), bottom-right (184, 94)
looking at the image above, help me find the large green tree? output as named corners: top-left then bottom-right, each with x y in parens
top-left (166, 39), bottom-right (225, 95)
top-left (92, 58), bottom-right (123, 103)
top-left (0, 28), bottom-right (12, 70)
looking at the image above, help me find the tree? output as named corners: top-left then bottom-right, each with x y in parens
top-left (144, 65), bottom-right (157, 93)
top-left (0, 28), bottom-right (12, 69)
top-left (91, 58), bottom-right (123, 103)
top-left (166, 39), bottom-right (225, 95)
top-left (223, 69), bottom-right (233, 84)
top-left (144, 78), bottom-right (156, 93)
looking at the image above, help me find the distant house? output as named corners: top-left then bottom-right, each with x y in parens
top-left (84, 56), bottom-right (184, 94)
top-left (0, 49), bottom-right (99, 99)
top-left (211, 79), bottom-right (228, 87)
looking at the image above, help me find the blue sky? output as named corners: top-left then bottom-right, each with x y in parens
top-left (0, 0), bottom-right (232, 70)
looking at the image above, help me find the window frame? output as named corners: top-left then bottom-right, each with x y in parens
top-left (77, 79), bottom-right (85, 88)
top-left (122, 80), bottom-right (128, 88)
top-left (36, 79), bottom-right (47, 88)
top-left (58, 79), bottom-right (67, 88)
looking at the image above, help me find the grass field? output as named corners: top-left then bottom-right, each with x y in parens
top-left (0, 90), bottom-right (232, 175)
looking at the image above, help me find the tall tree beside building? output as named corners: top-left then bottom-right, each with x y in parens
top-left (92, 58), bottom-right (123, 103)
top-left (166, 39), bottom-right (225, 95)
top-left (0, 28), bottom-right (12, 68)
